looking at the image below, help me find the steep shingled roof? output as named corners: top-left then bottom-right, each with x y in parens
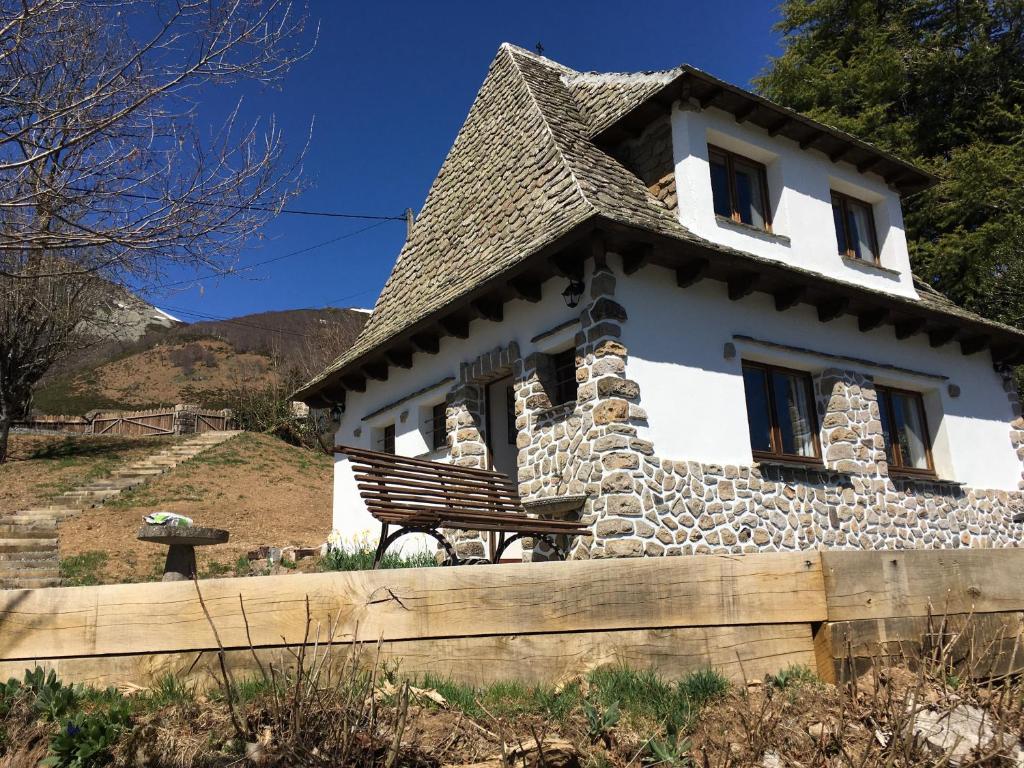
top-left (297, 44), bottom-right (697, 400)
top-left (296, 45), bottom-right (1022, 404)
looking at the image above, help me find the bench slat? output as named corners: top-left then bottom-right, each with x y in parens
top-left (353, 471), bottom-right (520, 500)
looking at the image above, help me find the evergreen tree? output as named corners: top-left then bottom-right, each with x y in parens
top-left (757, 0), bottom-right (1024, 329)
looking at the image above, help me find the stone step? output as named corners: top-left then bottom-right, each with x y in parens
top-left (0, 523), bottom-right (57, 538)
top-left (0, 549), bottom-right (58, 563)
top-left (0, 565), bottom-right (60, 577)
top-left (0, 538), bottom-right (58, 554)
top-left (0, 551), bottom-right (58, 564)
top-left (60, 489), bottom-right (122, 500)
top-left (0, 576), bottom-right (61, 589)
top-left (112, 468), bottom-right (165, 478)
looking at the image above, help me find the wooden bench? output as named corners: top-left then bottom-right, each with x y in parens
top-left (336, 445), bottom-right (590, 567)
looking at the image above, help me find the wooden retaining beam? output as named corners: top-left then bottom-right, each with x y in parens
top-left (814, 550), bottom-right (1024, 682)
top-left (2, 549), bottom-right (1022, 691)
top-left (0, 553), bottom-right (824, 688)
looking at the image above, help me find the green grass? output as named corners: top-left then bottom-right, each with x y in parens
top-left (766, 664), bottom-right (819, 690)
top-left (59, 551), bottom-right (109, 586)
top-left (319, 547), bottom-right (438, 572)
top-left (416, 666), bottom-right (729, 734)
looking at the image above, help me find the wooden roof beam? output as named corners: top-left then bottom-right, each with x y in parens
top-left (363, 362), bottom-right (388, 382)
top-left (817, 296), bottom-right (849, 323)
top-left (734, 102), bottom-right (758, 124)
top-left (858, 308), bottom-right (890, 332)
top-left (799, 131), bottom-right (824, 151)
top-left (698, 86), bottom-right (723, 109)
top-left (773, 286), bottom-right (805, 312)
top-left (410, 333), bottom-right (440, 355)
top-left (894, 318), bottom-right (927, 340)
top-left (552, 252), bottom-right (584, 279)
top-left (675, 258), bottom-right (709, 288)
top-left (341, 375), bottom-right (366, 393)
top-left (471, 297), bottom-right (503, 323)
top-left (386, 349), bottom-right (413, 369)
top-left (727, 271), bottom-right (759, 301)
top-left (621, 244), bottom-right (652, 275)
top-left (767, 117), bottom-right (791, 137)
top-left (857, 156), bottom-right (881, 175)
top-left (829, 145), bottom-right (851, 164)
top-left (440, 316), bottom-right (470, 339)
top-left (510, 277), bottom-right (542, 303)
top-left (928, 327), bottom-right (958, 348)
top-left (959, 335), bottom-right (990, 356)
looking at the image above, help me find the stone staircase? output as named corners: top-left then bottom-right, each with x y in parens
top-left (0, 430), bottom-right (241, 590)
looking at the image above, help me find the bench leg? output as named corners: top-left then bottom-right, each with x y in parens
top-left (373, 525), bottom-right (459, 568)
top-left (494, 533), bottom-right (568, 562)
top-left (372, 521), bottom-right (390, 569)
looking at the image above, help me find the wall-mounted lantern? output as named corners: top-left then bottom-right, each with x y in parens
top-left (561, 279), bottom-right (585, 308)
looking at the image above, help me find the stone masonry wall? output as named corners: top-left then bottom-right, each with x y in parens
top-left (521, 259), bottom-right (1022, 558)
top-left (613, 115), bottom-right (677, 214)
top-left (441, 257), bottom-right (1023, 561)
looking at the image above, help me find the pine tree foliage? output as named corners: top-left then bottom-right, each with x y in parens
top-left (757, 0), bottom-right (1024, 328)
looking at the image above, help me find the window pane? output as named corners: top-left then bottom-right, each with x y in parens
top-left (832, 196), bottom-right (848, 256)
top-left (742, 366), bottom-right (772, 453)
top-left (845, 200), bottom-right (877, 261)
top-left (733, 159), bottom-right (766, 229)
top-left (892, 392), bottom-right (929, 469)
top-left (772, 371), bottom-right (816, 457)
top-left (709, 153), bottom-right (731, 219)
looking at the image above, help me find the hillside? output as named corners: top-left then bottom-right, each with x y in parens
top-left (33, 307), bottom-right (368, 413)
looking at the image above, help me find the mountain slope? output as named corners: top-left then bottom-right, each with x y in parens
top-left (34, 308), bottom-right (367, 414)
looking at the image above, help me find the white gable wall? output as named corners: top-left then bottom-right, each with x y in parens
top-left (671, 103), bottom-right (919, 300)
top-left (618, 259), bottom-right (1020, 492)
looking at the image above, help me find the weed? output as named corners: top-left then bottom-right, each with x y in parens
top-left (583, 699), bottom-right (620, 747)
top-left (142, 675), bottom-right (196, 710)
top-left (44, 697), bottom-right (132, 768)
top-left (320, 546), bottom-right (437, 572)
top-left (59, 552), bottom-right (108, 587)
top-left (677, 668), bottom-right (729, 706)
top-left (766, 664), bottom-right (818, 690)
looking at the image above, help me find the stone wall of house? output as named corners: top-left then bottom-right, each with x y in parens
top-left (524, 259), bottom-right (1021, 558)
top-left (613, 116), bottom-right (677, 214)
top-left (442, 257), bottom-right (1023, 561)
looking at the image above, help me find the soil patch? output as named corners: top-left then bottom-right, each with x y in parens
top-left (58, 432), bottom-right (332, 583)
top-left (0, 433), bottom-right (179, 514)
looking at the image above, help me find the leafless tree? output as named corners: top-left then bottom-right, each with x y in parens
top-left (0, 0), bottom-right (311, 462)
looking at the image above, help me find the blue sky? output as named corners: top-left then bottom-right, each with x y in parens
top-left (142, 1), bottom-right (784, 323)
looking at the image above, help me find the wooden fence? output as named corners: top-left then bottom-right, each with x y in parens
top-left (0, 550), bottom-right (1021, 691)
top-left (16, 405), bottom-right (234, 437)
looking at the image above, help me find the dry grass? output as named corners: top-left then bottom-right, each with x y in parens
top-left (0, 433), bottom-right (179, 514)
top-left (2, 605), bottom-right (1023, 768)
top-left (58, 432), bottom-right (333, 584)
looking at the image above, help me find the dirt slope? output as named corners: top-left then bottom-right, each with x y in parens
top-left (58, 432), bottom-right (333, 583)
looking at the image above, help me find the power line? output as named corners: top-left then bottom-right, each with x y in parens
top-left (145, 219), bottom-right (391, 291)
top-left (67, 186), bottom-right (407, 221)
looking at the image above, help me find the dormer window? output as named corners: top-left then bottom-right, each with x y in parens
top-left (831, 191), bottom-right (879, 263)
top-left (709, 145), bottom-right (772, 232)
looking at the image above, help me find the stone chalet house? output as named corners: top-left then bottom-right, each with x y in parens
top-left (297, 44), bottom-right (1024, 561)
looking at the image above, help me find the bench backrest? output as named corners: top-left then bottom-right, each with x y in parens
top-left (337, 445), bottom-right (525, 526)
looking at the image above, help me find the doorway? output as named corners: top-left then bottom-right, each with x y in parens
top-left (485, 376), bottom-right (521, 561)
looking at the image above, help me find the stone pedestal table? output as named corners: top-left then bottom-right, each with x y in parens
top-left (137, 525), bottom-right (229, 582)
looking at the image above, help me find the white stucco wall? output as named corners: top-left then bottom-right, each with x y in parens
top-left (330, 275), bottom-right (583, 544)
top-left (671, 104), bottom-right (919, 300)
top-left (619, 260), bottom-right (1020, 492)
